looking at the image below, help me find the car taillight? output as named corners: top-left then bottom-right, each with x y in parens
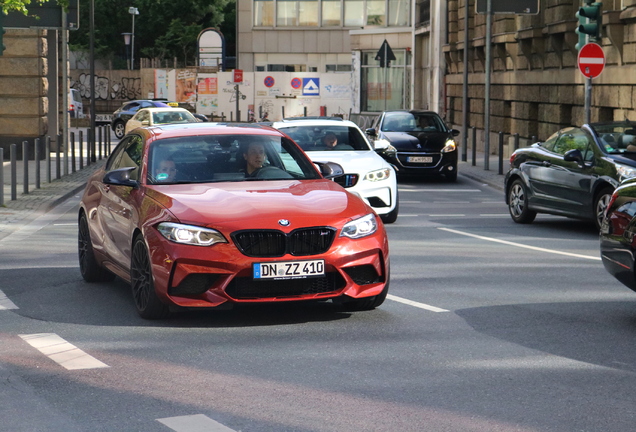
top-left (509, 153), bottom-right (516, 166)
top-left (607, 191), bottom-right (619, 214)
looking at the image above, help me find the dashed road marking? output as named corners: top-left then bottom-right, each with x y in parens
top-left (387, 294), bottom-right (449, 312)
top-left (157, 414), bottom-right (237, 432)
top-left (19, 333), bottom-right (109, 370)
top-left (399, 189), bottom-right (481, 193)
top-left (0, 289), bottom-right (18, 310)
top-left (439, 227), bottom-right (601, 260)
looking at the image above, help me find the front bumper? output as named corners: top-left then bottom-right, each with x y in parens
top-left (388, 151), bottom-right (457, 176)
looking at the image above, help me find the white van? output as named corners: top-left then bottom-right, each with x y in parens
top-left (69, 89), bottom-right (84, 118)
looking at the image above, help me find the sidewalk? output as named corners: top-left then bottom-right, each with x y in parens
top-left (0, 135), bottom-right (507, 241)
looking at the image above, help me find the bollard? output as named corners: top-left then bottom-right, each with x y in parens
top-left (22, 141), bottom-right (29, 195)
top-left (0, 148), bottom-right (3, 206)
top-left (10, 144), bottom-right (16, 200)
top-left (55, 134), bottom-right (61, 179)
top-left (87, 129), bottom-right (92, 166)
top-left (79, 130), bottom-right (84, 170)
top-left (91, 128), bottom-right (96, 163)
top-left (35, 138), bottom-right (40, 189)
top-left (498, 132), bottom-right (504, 175)
top-left (71, 132), bottom-right (76, 173)
top-left (98, 126), bottom-right (103, 160)
top-left (514, 133), bottom-right (520, 151)
top-left (46, 136), bottom-right (51, 183)
top-left (471, 127), bottom-right (477, 167)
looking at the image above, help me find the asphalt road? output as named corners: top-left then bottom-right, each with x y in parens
top-left (1, 174), bottom-right (635, 432)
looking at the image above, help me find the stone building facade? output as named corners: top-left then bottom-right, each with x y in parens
top-left (443, 0), bottom-right (636, 144)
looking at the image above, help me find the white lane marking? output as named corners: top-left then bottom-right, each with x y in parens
top-left (398, 214), bottom-right (421, 217)
top-left (401, 200), bottom-right (422, 204)
top-left (53, 223), bottom-right (77, 226)
top-left (157, 414), bottom-right (237, 432)
top-left (19, 333), bottom-right (109, 370)
top-left (0, 289), bottom-right (18, 310)
top-left (429, 214), bottom-right (465, 217)
top-left (399, 189), bottom-right (481, 193)
top-left (433, 201), bottom-right (471, 204)
top-left (439, 227), bottom-right (601, 261)
top-left (387, 294), bottom-right (449, 312)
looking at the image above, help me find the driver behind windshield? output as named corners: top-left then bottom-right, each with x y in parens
top-left (241, 142), bottom-right (267, 176)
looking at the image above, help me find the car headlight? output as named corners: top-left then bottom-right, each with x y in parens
top-left (442, 139), bottom-right (457, 153)
top-left (616, 163), bottom-right (636, 182)
top-left (364, 168), bottom-right (391, 182)
top-left (157, 222), bottom-right (228, 246)
top-left (340, 213), bottom-right (378, 239)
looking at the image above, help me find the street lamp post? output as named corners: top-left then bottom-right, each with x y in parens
top-left (128, 7), bottom-right (139, 69)
top-left (121, 32), bottom-right (131, 70)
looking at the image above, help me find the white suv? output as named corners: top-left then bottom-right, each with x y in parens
top-left (272, 117), bottom-right (399, 223)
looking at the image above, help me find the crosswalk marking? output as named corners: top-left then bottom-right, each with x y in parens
top-left (19, 333), bottom-right (109, 370)
top-left (0, 289), bottom-right (18, 310)
top-left (157, 414), bottom-right (237, 432)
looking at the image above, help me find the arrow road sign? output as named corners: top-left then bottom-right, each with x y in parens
top-left (578, 42), bottom-right (605, 79)
top-left (375, 40), bottom-right (396, 68)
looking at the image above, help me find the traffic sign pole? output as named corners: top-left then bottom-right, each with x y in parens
top-left (585, 78), bottom-right (592, 125)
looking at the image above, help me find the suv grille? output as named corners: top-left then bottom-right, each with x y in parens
top-left (232, 227), bottom-right (336, 257)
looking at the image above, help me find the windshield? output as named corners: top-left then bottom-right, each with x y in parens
top-left (381, 112), bottom-right (446, 133)
top-left (152, 110), bottom-right (196, 125)
top-left (591, 122), bottom-right (636, 153)
top-left (147, 134), bottom-right (321, 184)
top-left (279, 125), bottom-right (371, 151)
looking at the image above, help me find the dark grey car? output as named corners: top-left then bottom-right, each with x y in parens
top-left (505, 121), bottom-right (636, 230)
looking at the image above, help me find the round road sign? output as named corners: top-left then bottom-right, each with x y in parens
top-left (264, 76), bottom-right (275, 88)
top-left (578, 43), bottom-right (605, 79)
top-left (291, 77), bottom-right (302, 89)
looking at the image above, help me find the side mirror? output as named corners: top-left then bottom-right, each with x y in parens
top-left (564, 149), bottom-right (584, 165)
top-left (366, 127), bottom-right (377, 138)
top-left (450, 129), bottom-right (460, 137)
top-left (103, 167), bottom-right (139, 188)
top-left (313, 161), bottom-right (344, 179)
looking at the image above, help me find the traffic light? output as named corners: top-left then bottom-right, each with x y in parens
top-left (576, 1), bottom-right (602, 44)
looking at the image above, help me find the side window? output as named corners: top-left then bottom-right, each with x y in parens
top-left (105, 137), bottom-right (132, 171)
top-left (553, 128), bottom-right (593, 157)
top-left (542, 131), bottom-right (560, 152)
top-left (111, 135), bottom-right (144, 180)
top-left (124, 102), bottom-right (140, 112)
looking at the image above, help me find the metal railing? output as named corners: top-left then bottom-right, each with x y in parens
top-left (0, 125), bottom-right (113, 207)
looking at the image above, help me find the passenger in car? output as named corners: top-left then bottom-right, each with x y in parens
top-left (154, 156), bottom-right (178, 182)
top-left (321, 132), bottom-right (354, 150)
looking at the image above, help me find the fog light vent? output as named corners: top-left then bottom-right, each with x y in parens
top-left (170, 274), bottom-right (220, 296)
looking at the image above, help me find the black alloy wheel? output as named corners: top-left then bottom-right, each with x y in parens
top-left (508, 178), bottom-right (537, 224)
top-left (130, 236), bottom-right (170, 319)
top-left (594, 186), bottom-right (614, 231)
top-left (78, 212), bottom-right (115, 282)
top-left (113, 121), bottom-right (126, 139)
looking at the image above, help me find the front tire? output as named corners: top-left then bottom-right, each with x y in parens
top-left (78, 212), bottom-right (115, 282)
top-left (113, 121), bottom-right (126, 139)
top-left (131, 236), bottom-right (169, 319)
top-left (380, 194), bottom-right (399, 224)
top-left (594, 186), bottom-right (613, 231)
top-left (508, 178), bottom-right (537, 224)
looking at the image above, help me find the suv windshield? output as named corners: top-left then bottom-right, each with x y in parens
top-left (280, 125), bottom-right (371, 151)
top-left (147, 134), bottom-right (321, 184)
top-left (590, 122), bottom-right (636, 153)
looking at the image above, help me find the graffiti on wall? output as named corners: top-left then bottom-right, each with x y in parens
top-left (71, 73), bottom-right (142, 101)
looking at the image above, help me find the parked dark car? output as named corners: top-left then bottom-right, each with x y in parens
top-left (600, 178), bottom-right (636, 291)
top-left (111, 100), bottom-right (170, 139)
top-left (505, 121), bottom-right (636, 230)
top-left (365, 110), bottom-right (460, 182)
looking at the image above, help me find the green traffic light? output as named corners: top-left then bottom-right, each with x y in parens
top-left (578, 4), bottom-right (601, 20)
top-left (575, 2), bottom-right (602, 43)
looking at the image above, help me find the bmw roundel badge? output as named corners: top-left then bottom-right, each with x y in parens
top-left (278, 219), bottom-right (291, 227)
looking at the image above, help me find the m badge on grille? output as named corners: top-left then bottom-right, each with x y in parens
top-left (278, 219), bottom-right (290, 227)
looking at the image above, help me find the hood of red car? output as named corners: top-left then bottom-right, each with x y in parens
top-left (146, 179), bottom-right (371, 229)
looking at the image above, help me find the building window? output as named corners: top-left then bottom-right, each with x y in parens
top-left (255, 0), bottom-right (275, 26)
top-left (277, 0), bottom-right (319, 26)
top-left (416, 0), bottom-right (430, 27)
top-left (326, 64), bottom-right (353, 72)
top-left (267, 64), bottom-right (306, 71)
top-left (360, 49), bottom-right (408, 111)
top-left (255, 0), bottom-right (408, 29)
top-left (322, 0), bottom-right (342, 26)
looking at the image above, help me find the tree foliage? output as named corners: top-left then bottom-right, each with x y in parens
top-left (1, 0), bottom-right (69, 14)
top-left (68, 0), bottom-right (235, 68)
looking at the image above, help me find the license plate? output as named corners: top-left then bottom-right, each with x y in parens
top-left (407, 156), bottom-right (433, 163)
top-left (253, 259), bottom-right (325, 280)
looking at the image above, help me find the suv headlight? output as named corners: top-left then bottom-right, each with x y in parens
top-left (340, 213), bottom-right (378, 239)
top-left (157, 222), bottom-right (227, 246)
top-left (363, 168), bottom-right (391, 182)
top-left (441, 139), bottom-right (457, 153)
top-left (616, 163), bottom-right (636, 182)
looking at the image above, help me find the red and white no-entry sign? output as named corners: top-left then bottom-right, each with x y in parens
top-left (578, 43), bottom-right (605, 79)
